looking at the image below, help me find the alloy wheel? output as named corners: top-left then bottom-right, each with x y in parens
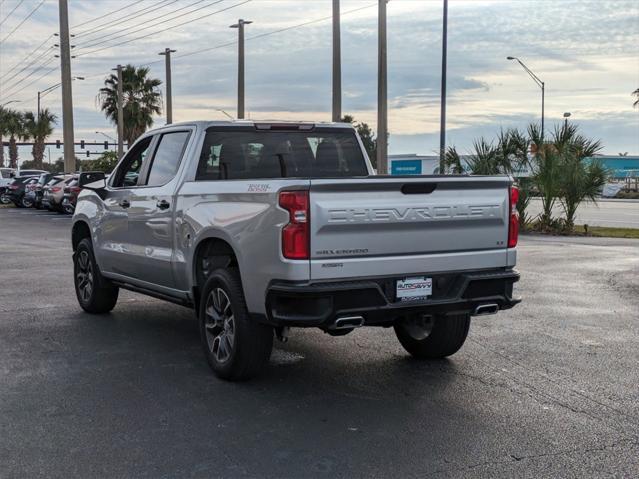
top-left (76, 250), bottom-right (94, 302)
top-left (204, 287), bottom-right (235, 363)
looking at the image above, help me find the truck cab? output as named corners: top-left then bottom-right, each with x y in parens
top-left (72, 121), bottom-right (520, 380)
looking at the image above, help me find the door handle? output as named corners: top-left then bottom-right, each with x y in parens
top-left (156, 199), bottom-right (170, 210)
top-left (119, 199), bottom-right (130, 209)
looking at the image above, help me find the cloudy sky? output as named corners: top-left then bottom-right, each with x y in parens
top-left (1, 0), bottom-right (638, 162)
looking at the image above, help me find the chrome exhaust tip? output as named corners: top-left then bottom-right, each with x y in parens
top-left (474, 303), bottom-right (499, 316)
top-left (330, 316), bottom-right (365, 330)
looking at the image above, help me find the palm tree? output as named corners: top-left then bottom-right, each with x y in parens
top-left (0, 106), bottom-right (9, 167)
top-left (555, 124), bottom-right (606, 231)
top-left (4, 109), bottom-right (26, 169)
top-left (98, 64), bottom-right (162, 145)
top-left (443, 146), bottom-right (464, 174)
top-left (528, 123), bottom-right (561, 228)
top-left (24, 109), bottom-right (57, 169)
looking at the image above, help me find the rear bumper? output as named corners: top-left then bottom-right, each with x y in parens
top-left (264, 268), bottom-right (520, 328)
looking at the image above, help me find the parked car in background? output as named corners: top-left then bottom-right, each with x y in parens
top-left (15, 169), bottom-right (48, 177)
top-left (0, 168), bottom-right (15, 203)
top-left (5, 176), bottom-right (39, 208)
top-left (41, 176), bottom-right (65, 210)
top-left (42, 175), bottom-right (74, 212)
top-left (27, 173), bottom-right (56, 209)
top-left (61, 172), bottom-right (104, 214)
top-left (21, 178), bottom-right (40, 207)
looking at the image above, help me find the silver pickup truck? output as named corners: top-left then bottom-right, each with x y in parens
top-left (72, 121), bottom-right (520, 380)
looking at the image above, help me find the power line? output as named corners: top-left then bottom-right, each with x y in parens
top-left (1, 46), bottom-right (55, 93)
top-left (0, 0), bottom-right (45, 45)
top-left (0, 33), bottom-right (54, 81)
top-left (73, 0), bottom-right (179, 39)
top-left (70, 0), bottom-right (147, 31)
top-left (172, 2), bottom-right (377, 62)
top-left (1, 58), bottom-right (57, 101)
top-left (0, 0), bottom-right (25, 27)
top-left (75, 0), bottom-right (250, 58)
top-left (75, 0), bottom-right (223, 51)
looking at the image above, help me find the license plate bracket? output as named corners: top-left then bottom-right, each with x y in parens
top-left (396, 276), bottom-right (432, 301)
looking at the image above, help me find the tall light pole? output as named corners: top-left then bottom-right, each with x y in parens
top-left (58, 0), bottom-right (76, 174)
top-left (507, 56), bottom-right (545, 139)
top-left (113, 64), bottom-right (124, 159)
top-left (159, 48), bottom-right (176, 124)
top-left (376, 0), bottom-right (388, 175)
top-left (332, 0), bottom-right (342, 122)
top-left (439, 0), bottom-right (448, 173)
top-left (230, 19), bottom-right (252, 119)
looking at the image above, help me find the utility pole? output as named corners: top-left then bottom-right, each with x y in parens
top-left (58, 0), bottom-right (75, 174)
top-left (332, 0), bottom-right (342, 122)
top-left (159, 48), bottom-right (176, 124)
top-left (230, 19), bottom-right (252, 119)
top-left (114, 64), bottom-right (124, 159)
top-left (37, 91), bottom-right (40, 116)
top-left (376, 0), bottom-right (388, 175)
top-left (439, 0), bottom-right (448, 173)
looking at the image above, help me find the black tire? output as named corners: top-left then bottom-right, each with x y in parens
top-left (74, 238), bottom-right (119, 314)
top-left (21, 196), bottom-right (34, 208)
top-left (394, 313), bottom-right (471, 359)
top-left (198, 268), bottom-right (273, 381)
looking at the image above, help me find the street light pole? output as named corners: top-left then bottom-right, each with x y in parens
top-left (439, 0), bottom-right (448, 173)
top-left (38, 76), bottom-right (84, 116)
top-left (507, 56), bottom-right (545, 139)
top-left (376, 0), bottom-right (388, 175)
top-left (58, 0), bottom-right (76, 174)
top-left (159, 48), bottom-right (176, 124)
top-left (230, 19), bottom-right (252, 120)
top-left (332, 0), bottom-right (342, 122)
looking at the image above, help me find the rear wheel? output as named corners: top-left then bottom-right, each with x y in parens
top-left (394, 313), bottom-right (471, 359)
top-left (21, 196), bottom-right (34, 208)
top-left (198, 268), bottom-right (273, 380)
top-left (74, 238), bottom-right (119, 314)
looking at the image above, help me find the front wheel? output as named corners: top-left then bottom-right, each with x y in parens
top-left (74, 238), bottom-right (119, 314)
top-left (198, 268), bottom-right (273, 381)
top-left (21, 196), bottom-right (34, 208)
top-left (394, 313), bottom-right (471, 359)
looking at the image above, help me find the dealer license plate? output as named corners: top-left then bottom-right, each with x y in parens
top-left (396, 277), bottom-right (432, 301)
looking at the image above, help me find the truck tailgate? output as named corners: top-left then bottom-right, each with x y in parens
top-left (309, 176), bottom-right (513, 280)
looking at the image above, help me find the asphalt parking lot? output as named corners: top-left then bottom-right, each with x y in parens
top-left (1, 207), bottom-right (638, 478)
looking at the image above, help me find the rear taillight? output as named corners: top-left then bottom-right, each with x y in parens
top-left (279, 191), bottom-right (310, 260)
top-left (9, 185), bottom-right (18, 190)
top-left (70, 186), bottom-right (81, 193)
top-left (51, 186), bottom-right (61, 193)
top-left (508, 185), bottom-right (519, 248)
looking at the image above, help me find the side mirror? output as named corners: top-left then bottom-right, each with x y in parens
top-left (79, 171), bottom-right (106, 190)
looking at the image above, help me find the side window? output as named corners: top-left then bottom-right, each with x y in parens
top-left (111, 137), bottom-right (152, 188)
top-left (145, 131), bottom-right (190, 186)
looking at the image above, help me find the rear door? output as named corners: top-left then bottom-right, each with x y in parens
top-left (308, 176), bottom-right (511, 280)
top-left (127, 128), bottom-right (192, 289)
